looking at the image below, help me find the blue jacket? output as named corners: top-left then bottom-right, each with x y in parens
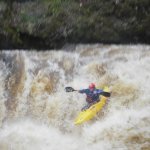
top-left (79, 88), bottom-right (103, 103)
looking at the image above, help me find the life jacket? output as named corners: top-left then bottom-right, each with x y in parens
top-left (79, 88), bottom-right (103, 103)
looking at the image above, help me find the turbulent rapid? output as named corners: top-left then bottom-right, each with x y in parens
top-left (0, 44), bottom-right (150, 150)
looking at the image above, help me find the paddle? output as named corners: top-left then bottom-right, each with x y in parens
top-left (65, 87), bottom-right (111, 97)
top-left (65, 87), bottom-right (77, 92)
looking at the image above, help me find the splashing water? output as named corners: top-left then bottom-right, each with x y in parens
top-left (0, 44), bottom-right (150, 150)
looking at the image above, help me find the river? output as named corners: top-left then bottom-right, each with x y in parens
top-left (0, 44), bottom-right (150, 150)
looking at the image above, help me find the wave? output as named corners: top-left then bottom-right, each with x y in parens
top-left (0, 44), bottom-right (150, 150)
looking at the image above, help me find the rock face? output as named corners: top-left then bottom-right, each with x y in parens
top-left (0, 0), bottom-right (150, 49)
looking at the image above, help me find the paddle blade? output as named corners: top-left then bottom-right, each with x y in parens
top-left (101, 92), bottom-right (111, 97)
top-left (65, 87), bottom-right (76, 92)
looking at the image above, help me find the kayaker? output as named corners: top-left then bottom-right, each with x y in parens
top-left (78, 83), bottom-right (104, 111)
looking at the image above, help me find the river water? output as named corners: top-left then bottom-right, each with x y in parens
top-left (0, 44), bottom-right (150, 150)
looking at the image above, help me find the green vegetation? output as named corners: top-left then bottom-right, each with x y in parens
top-left (0, 0), bottom-right (150, 49)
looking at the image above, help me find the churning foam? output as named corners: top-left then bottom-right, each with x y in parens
top-left (0, 45), bottom-right (150, 150)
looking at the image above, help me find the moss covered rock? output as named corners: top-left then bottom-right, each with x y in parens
top-left (0, 0), bottom-right (150, 49)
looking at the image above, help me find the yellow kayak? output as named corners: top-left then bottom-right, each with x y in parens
top-left (74, 86), bottom-right (110, 125)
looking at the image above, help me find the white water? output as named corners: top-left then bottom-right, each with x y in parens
top-left (0, 44), bottom-right (150, 150)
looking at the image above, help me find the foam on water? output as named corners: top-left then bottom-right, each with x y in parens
top-left (0, 45), bottom-right (150, 150)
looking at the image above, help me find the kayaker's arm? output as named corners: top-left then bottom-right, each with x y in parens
top-left (94, 89), bottom-right (103, 94)
top-left (94, 89), bottom-right (111, 97)
top-left (78, 89), bottom-right (88, 94)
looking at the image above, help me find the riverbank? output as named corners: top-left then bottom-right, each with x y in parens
top-left (0, 0), bottom-right (150, 49)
